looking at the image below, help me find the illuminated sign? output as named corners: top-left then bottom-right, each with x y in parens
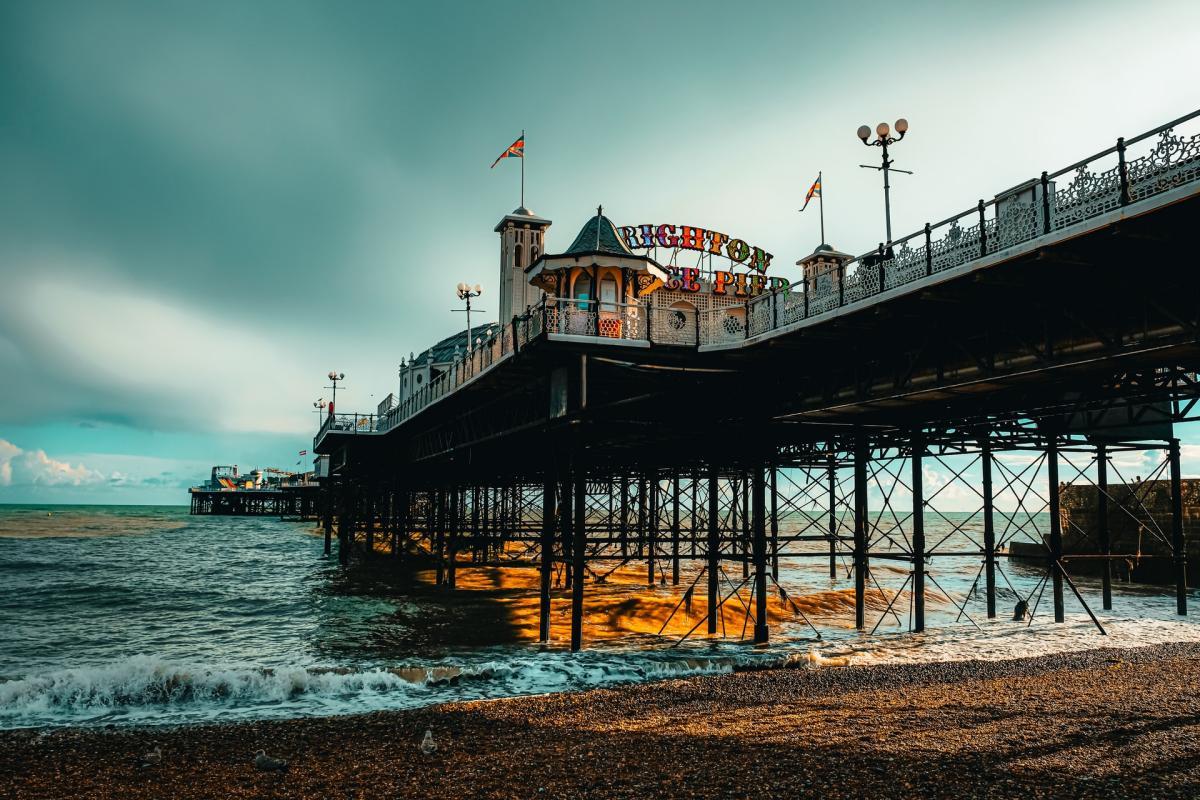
top-left (618, 224), bottom-right (774, 273)
top-left (666, 268), bottom-right (789, 297)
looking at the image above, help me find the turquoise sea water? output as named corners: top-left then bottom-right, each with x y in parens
top-left (1, 504), bottom-right (1197, 729)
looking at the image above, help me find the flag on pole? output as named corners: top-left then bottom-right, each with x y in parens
top-left (800, 174), bottom-right (822, 211)
top-left (490, 134), bottom-right (525, 168)
top-left (299, 450), bottom-right (307, 456)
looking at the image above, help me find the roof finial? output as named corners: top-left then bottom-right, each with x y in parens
top-left (596, 204), bottom-right (603, 249)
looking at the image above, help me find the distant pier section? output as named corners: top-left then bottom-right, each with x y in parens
top-left (188, 463), bottom-right (326, 519)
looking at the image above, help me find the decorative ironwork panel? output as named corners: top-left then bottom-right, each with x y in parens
top-left (1053, 164), bottom-right (1121, 229)
top-left (1128, 128), bottom-right (1200, 202)
top-left (930, 219), bottom-right (979, 272)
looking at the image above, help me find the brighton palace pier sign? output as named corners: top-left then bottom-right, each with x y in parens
top-left (617, 224), bottom-right (789, 296)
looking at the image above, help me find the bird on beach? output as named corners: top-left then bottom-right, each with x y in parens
top-left (253, 749), bottom-right (289, 772)
top-left (419, 729), bottom-right (437, 755)
top-left (137, 744), bottom-right (162, 769)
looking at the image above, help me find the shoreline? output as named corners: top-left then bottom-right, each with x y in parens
top-left (3, 642), bottom-right (1199, 798)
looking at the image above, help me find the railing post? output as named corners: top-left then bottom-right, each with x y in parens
top-left (876, 243), bottom-right (886, 293)
top-left (924, 223), bottom-right (932, 276)
top-left (772, 288), bottom-right (779, 331)
top-left (511, 315), bottom-right (520, 355)
top-left (803, 271), bottom-right (809, 318)
top-left (1117, 137), bottom-right (1131, 206)
top-left (978, 200), bottom-right (987, 257)
top-left (694, 306), bottom-right (701, 346)
top-left (1040, 171), bottom-right (1052, 234)
top-left (837, 260), bottom-right (845, 307)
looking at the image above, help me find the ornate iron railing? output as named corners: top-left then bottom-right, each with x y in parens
top-left (725, 109), bottom-right (1200, 347)
top-left (317, 109), bottom-right (1200, 446)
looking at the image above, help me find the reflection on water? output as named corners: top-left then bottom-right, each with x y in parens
top-left (0, 504), bottom-right (1197, 729)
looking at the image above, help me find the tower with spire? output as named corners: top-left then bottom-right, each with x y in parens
top-left (495, 206), bottom-right (552, 325)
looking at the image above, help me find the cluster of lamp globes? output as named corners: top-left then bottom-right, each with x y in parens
top-left (858, 118), bottom-right (908, 145)
top-left (456, 282), bottom-right (482, 300)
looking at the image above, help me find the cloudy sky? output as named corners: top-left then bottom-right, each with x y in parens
top-left (1, 0), bottom-right (1198, 504)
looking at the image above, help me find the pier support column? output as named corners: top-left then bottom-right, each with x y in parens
top-left (1047, 439), bottom-right (1065, 623)
top-left (769, 466), bottom-right (779, 581)
top-left (707, 466), bottom-right (720, 635)
top-left (647, 469), bottom-right (658, 586)
top-left (982, 438), bottom-right (997, 618)
top-left (1169, 438), bottom-right (1188, 616)
top-left (570, 467), bottom-right (587, 652)
top-left (394, 485), bottom-right (408, 559)
top-left (539, 476), bottom-right (556, 643)
top-left (434, 488), bottom-right (445, 586)
top-left (323, 484), bottom-right (333, 557)
top-left (828, 454), bottom-right (838, 580)
top-left (671, 473), bottom-right (681, 586)
top-left (619, 474), bottom-right (629, 558)
top-left (912, 432), bottom-right (926, 633)
top-left (446, 486), bottom-right (458, 590)
top-left (560, 474), bottom-right (573, 588)
top-left (853, 436), bottom-right (869, 630)
top-left (1097, 444), bottom-right (1112, 610)
top-left (741, 475), bottom-right (750, 580)
top-left (752, 465), bottom-right (769, 644)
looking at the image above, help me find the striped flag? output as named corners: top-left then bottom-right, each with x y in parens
top-left (490, 134), bottom-right (525, 168)
top-left (800, 174), bottom-right (821, 211)
top-left (299, 450), bottom-right (307, 456)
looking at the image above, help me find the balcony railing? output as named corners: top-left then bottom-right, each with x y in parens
top-left (316, 109), bottom-right (1200, 447)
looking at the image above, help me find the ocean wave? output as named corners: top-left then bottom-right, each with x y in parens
top-left (0, 652), bottom-right (736, 728)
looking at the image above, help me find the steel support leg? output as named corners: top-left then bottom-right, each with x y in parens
top-left (446, 486), bottom-right (458, 589)
top-left (912, 433), bottom-right (925, 633)
top-left (539, 477), bottom-right (556, 643)
top-left (1097, 444), bottom-right (1112, 610)
top-left (560, 475), bottom-right (573, 589)
top-left (982, 439), bottom-right (996, 618)
top-left (828, 455), bottom-right (838, 579)
top-left (752, 465), bottom-right (769, 644)
top-left (570, 468), bottom-right (587, 652)
top-left (671, 474), bottom-right (681, 586)
top-left (854, 437), bottom-right (868, 630)
top-left (1169, 438), bottom-right (1188, 616)
top-left (1048, 440), bottom-right (1065, 623)
top-left (647, 469), bottom-right (658, 586)
top-left (769, 466), bottom-right (779, 580)
top-left (707, 466), bottom-right (720, 635)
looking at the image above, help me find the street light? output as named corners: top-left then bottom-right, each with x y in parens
top-left (454, 283), bottom-right (484, 353)
top-left (857, 117), bottom-right (912, 244)
top-left (313, 398), bottom-right (328, 427)
top-left (325, 372), bottom-right (344, 415)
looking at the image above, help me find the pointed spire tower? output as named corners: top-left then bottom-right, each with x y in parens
top-left (495, 206), bottom-right (552, 324)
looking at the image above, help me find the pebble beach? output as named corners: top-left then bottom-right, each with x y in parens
top-left (3, 641), bottom-right (1198, 799)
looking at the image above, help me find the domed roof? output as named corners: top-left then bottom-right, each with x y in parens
top-left (562, 208), bottom-right (635, 257)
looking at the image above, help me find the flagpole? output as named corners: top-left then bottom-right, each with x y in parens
top-left (819, 170), bottom-right (825, 245)
top-left (520, 129), bottom-right (525, 208)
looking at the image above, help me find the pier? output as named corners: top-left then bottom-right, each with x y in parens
top-left (314, 109), bottom-right (1200, 650)
top-left (189, 465), bottom-right (322, 519)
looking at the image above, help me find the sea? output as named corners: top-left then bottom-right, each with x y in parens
top-left (1, 503), bottom-right (1198, 730)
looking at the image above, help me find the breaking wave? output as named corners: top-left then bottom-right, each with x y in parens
top-left (0, 653), bottom-right (738, 729)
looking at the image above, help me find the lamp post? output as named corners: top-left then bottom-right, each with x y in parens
top-left (857, 118), bottom-right (911, 244)
top-left (326, 372), bottom-right (344, 416)
top-left (455, 283), bottom-right (484, 353)
top-left (313, 398), bottom-right (327, 424)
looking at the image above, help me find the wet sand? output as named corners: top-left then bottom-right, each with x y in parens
top-left (3, 642), bottom-right (1198, 799)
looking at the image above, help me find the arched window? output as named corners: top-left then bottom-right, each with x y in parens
top-left (514, 243), bottom-right (524, 269)
top-left (574, 273), bottom-right (592, 309)
top-left (600, 276), bottom-right (618, 312)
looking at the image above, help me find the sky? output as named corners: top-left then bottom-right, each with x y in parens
top-left (1, 0), bottom-right (1198, 504)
